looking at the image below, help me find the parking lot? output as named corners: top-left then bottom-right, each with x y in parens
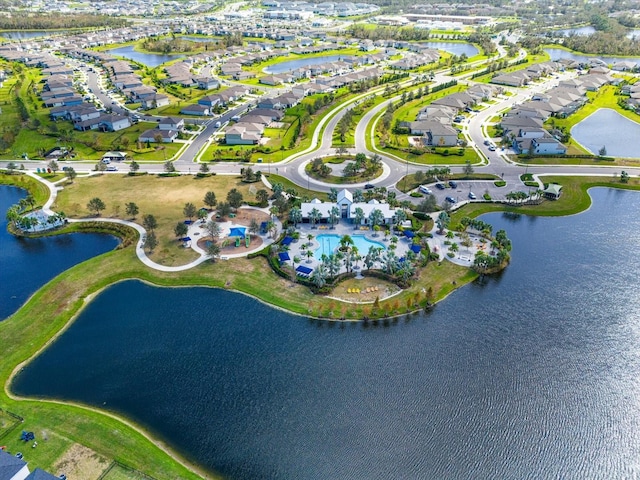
top-left (414, 180), bottom-right (526, 208)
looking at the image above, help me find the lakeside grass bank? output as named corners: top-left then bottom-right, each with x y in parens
top-left (3, 173), bottom-right (640, 479)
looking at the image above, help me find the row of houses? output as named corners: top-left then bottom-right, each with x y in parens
top-left (225, 106), bottom-right (288, 145)
top-left (491, 61), bottom-right (564, 88)
top-left (401, 84), bottom-right (502, 147)
top-left (0, 46), bottom-right (135, 132)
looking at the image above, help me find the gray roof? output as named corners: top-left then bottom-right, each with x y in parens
top-left (26, 468), bottom-right (60, 480)
top-left (0, 450), bottom-right (27, 480)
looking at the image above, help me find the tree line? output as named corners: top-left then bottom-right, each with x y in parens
top-left (0, 13), bottom-right (128, 31)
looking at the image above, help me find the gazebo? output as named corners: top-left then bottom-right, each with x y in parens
top-left (543, 184), bottom-right (563, 200)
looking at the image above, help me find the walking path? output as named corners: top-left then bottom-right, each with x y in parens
top-left (27, 171), bottom-right (278, 272)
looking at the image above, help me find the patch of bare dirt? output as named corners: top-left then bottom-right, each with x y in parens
top-left (53, 443), bottom-right (110, 480)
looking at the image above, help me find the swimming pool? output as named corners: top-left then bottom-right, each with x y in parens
top-left (314, 234), bottom-right (385, 257)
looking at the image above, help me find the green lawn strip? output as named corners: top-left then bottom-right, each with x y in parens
top-left (0, 173), bottom-right (50, 207)
top-left (450, 175), bottom-right (640, 225)
top-left (265, 174), bottom-right (329, 201)
top-left (379, 145), bottom-right (478, 165)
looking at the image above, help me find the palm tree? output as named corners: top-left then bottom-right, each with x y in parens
top-left (343, 248), bottom-right (354, 273)
top-left (329, 206), bottom-right (340, 229)
top-left (310, 264), bottom-right (327, 288)
top-left (289, 207), bottom-right (302, 227)
top-left (364, 245), bottom-right (381, 270)
top-left (450, 242), bottom-right (459, 256)
top-left (436, 211), bottom-right (450, 234)
top-left (339, 234), bottom-right (354, 250)
top-left (309, 207), bottom-right (322, 228)
top-left (353, 189), bottom-right (364, 203)
top-left (381, 249), bottom-right (398, 274)
top-left (306, 233), bottom-right (314, 247)
top-left (354, 207), bottom-right (365, 229)
top-left (368, 208), bottom-right (384, 235)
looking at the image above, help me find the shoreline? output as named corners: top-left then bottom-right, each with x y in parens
top-left (2, 176), bottom-right (639, 479)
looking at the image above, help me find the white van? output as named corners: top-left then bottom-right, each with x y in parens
top-left (214, 121), bottom-right (222, 128)
top-left (419, 185), bottom-right (432, 195)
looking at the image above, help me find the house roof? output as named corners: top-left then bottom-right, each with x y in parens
top-left (26, 468), bottom-right (60, 480)
top-left (0, 449), bottom-right (27, 480)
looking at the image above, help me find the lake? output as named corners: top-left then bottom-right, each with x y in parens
top-left (425, 41), bottom-right (478, 57)
top-left (0, 30), bottom-right (58, 40)
top-left (12, 188), bottom-right (640, 479)
top-left (0, 185), bottom-right (119, 320)
top-left (544, 48), bottom-right (640, 65)
top-left (555, 26), bottom-right (596, 36)
top-left (107, 45), bottom-right (183, 67)
top-left (265, 55), bottom-right (344, 74)
top-left (571, 108), bottom-right (640, 158)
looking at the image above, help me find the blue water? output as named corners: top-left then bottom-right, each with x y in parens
top-left (0, 30), bottom-right (57, 39)
top-left (314, 233), bottom-right (385, 257)
top-left (571, 108), bottom-right (640, 158)
top-left (544, 47), bottom-right (640, 65)
top-left (0, 185), bottom-right (119, 320)
top-left (425, 41), bottom-right (478, 57)
top-left (107, 45), bottom-right (183, 67)
top-left (265, 55), bottom-right (344, 74)
top-left (12, 188), bottom-right (640, 479)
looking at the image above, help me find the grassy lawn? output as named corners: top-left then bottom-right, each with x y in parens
top-left (379, 145), bottom-right (480, 165)
top-left (52, 174), bottom-right (265, 266)
top-left (265, 173), bottom-right (328, 201)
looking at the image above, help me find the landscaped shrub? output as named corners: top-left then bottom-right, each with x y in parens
top-left (494, 180), bottom-right (506, 187)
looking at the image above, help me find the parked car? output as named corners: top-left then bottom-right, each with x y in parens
top-left (448, 180), bottom-right (458, 188)
top-left (445, 196), bottom-right (456, 203)
top-left (419, 185), bottom-right (432, 195)
top-left (483, 140), bottom-right (491, 146)
top-left (468, 192), bottom-right (476, 200)
top-left (488, 145), bottom-right (496, 151)
top-left (106, 166), bottom-right (118, 171)
top-left (15, 452), bottom-right (23, 459)
top-left (435, 183), bottom-right (446, 190)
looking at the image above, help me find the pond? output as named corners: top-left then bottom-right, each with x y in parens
top-left (107, 45), bottom-right (183, 67)
top-left (555, 26), bottom-right (596, 36)
top-left (571, 108), bottom-right (640, 158)
top-left (0, 184), bottom-right (120, 320)
top-left (544, 48), bottom-right (640, 65)
top-left (424, 41), bottom-right (479, 57)
top-left (265, 54), bottom-right (344, 74)
top-left (0, 30), bottom-right (59, 40)
top-left (12, 188), bottom-right (640, 480)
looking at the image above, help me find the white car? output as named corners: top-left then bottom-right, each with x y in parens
top-left (468, 192), bottom-right (476, 200)
top-left (419, 185), bottom-right (432, 195)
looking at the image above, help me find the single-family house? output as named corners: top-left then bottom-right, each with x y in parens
top-left (225, 122), bottom-right (264, 145)
top-left (140, 94), bottom-right (170, 109)
top-left (531, 137), bottom-right (567, 155)
top-left (181, 104), bottom-right (211, 116)
top-left (159, 117), bottom-right (184, 131)
top-left (139, 128), bottom-right (178, 143)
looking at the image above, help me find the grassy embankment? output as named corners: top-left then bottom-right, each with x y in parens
top-left (3, 172), bottom-right (639, 477)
